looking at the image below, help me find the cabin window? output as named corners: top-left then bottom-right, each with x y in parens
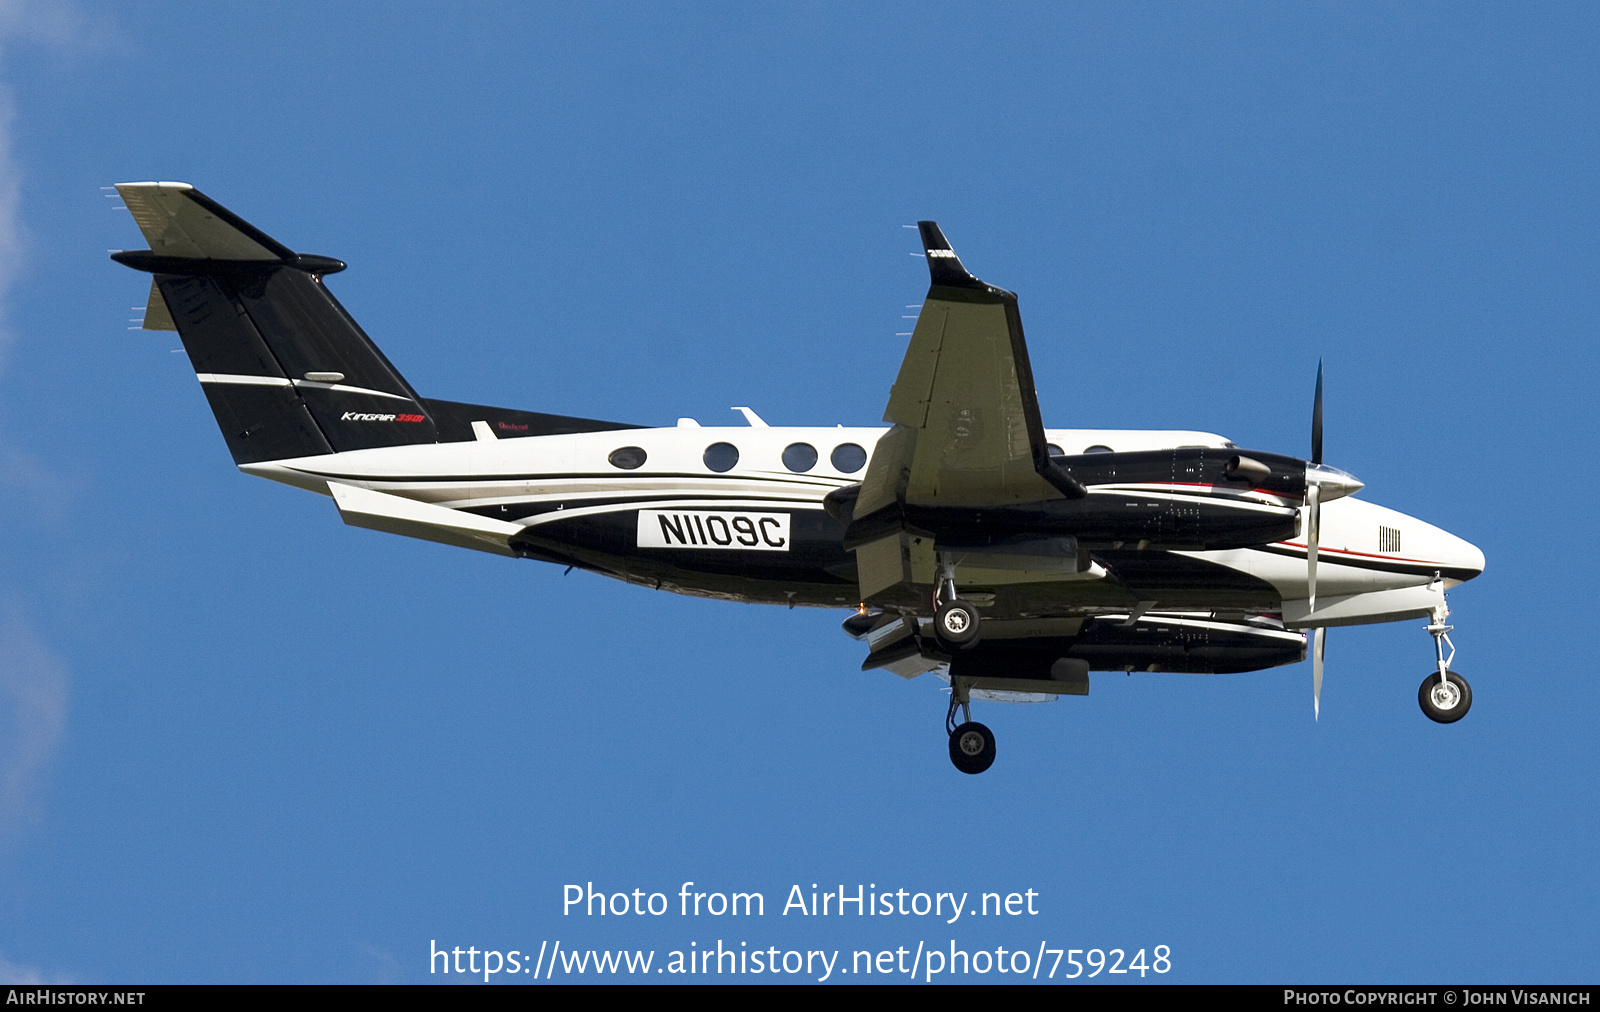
top-left (608, 446), bottom-right (647, 470)
top-left (782, 442), bottom-right (818, 473)
top-left (831, 443), bottom-right (867, 473)
top-left (1084, 444), bottom-right (1113, 454)
top-left (703, 442), bottom-right (740, 473)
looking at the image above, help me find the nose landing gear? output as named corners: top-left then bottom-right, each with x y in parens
top-left (946, 678), bottom-right (995, 774)
top-left (1419, 596), bottom-right (1472, 723)
top-left (1419, 670), bottom-right (1472, 723)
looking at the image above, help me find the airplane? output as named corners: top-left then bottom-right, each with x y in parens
top-left (108, 182), bottom-right (1485, 774)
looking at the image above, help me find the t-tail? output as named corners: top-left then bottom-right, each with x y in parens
top-left (111, 182), bottom-right (636, 465)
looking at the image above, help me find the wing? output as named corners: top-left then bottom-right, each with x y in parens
top-left (854, 222), bottom-right (1083, 525)
top-left (847, 224), bottom-right (1085, 597)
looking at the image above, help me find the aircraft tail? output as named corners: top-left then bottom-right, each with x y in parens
top-left (112, 182), bottom-right (440, 464)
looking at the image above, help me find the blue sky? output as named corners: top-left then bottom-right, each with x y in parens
top-left (0, 2), bottom-right (1596, 984)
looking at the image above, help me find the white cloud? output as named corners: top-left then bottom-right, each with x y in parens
top-left (0, 955), bottom-right (44, 984)
top-left (0, 951), bottom-right (74, 984)
top-left (0, 72), bottom-right (16, 374)
top-left (361, 945), bottom-right (404, 984)
top-left (0, 0), bottom-right (92, 50)
top-left (0, 2), bottom-right (92, 842)
top-left (0, 0), bottom-right (109, 374)
top-left (0, 605), bottom-right (68, 840)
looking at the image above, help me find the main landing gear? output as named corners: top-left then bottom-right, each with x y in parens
top-left (934, 554), bottom-right (994, 773)
top-left (933, 553), bottom-right (982, 650)
top-left (946, 678), bottom-right (995, 775)
top-left (1419, 598), bottom-right (1472, 723)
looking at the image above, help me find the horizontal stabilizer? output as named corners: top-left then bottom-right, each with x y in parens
top-left (330, 483), bottom-right (522, 557)
top-left (116, 182), bottom-right (292, 262)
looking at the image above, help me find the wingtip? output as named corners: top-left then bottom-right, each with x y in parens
top-left (917, 221), bottom-right (952, 252)
top-left (915, 220), bottom-right (983, 289)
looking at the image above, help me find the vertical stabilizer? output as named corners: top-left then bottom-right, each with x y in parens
top-left (112, 182), bottom-right (439, 463)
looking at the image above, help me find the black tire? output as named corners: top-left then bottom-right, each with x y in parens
top-left (934, 599), bottom-right (981, 649)
top-left (1419, 670), bottom-right (1472, 724)
top-left (948, 721), bottom-right (996, 774)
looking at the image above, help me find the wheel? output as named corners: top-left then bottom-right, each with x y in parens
top-left (1418, 670), bottom-right (1472, 724)
top-left (935, 599), bottom-right (982, 649)
top-left (948, 721), bottom-right (996, 774)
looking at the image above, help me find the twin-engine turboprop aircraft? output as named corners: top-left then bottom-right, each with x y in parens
top-left (110, 183), bottom-right (1485, 773)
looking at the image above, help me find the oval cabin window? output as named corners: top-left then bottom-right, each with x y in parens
top-left (782, 442), bottom-right (818, 473)
top-left (608, 446), bottom-right (647, 469)
top-left (830, 443), bottom-right (867, 473)
top-left (703, 442), bottom-right (740, 473)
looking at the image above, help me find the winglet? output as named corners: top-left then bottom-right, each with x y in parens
top-left (917, 221), bottom-right (984, 289)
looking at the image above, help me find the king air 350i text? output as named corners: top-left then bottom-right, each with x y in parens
top-left (110, 183), bottom-right (1485, 774)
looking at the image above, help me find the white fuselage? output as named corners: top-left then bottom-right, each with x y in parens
top-left (242, 421), bottom-right (1485, 627)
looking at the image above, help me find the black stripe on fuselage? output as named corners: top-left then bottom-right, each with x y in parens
top-left (420, 397), bottom-right (641, 442)
top-left (513, 503), bottom-right (1290, 616)
top-left (512, 505), bottom-right (857, 596)
top-left (463, 493), bottom-right (823, 524)
top-left (1248, 543), bottom-right (1477, 582)
top-left (286, 467), bottom-right (851, 487)
top-left (290, 468), bottom-right (1291, 499)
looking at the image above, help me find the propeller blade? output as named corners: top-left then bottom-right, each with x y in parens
top-left (1312, 626), bottom-right (1326, 720)
top-left (1311, 359), bottom-right (1324, 466)
top-left (1306, 480), bottom-right (1320, 615)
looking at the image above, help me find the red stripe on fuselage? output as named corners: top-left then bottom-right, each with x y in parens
top-left (1274, 542), bottom-right (1439, 567)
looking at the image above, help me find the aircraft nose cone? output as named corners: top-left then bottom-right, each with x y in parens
top-left (1413, 519), bottom-right (1486, 585)
top-left (1447, 533), bottom-right (1487, 583)
top-left (1308, 463), bottom-right (1364, 501)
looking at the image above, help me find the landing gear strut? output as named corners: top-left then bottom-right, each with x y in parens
top-left (933, 553), bottom-right (981, 650)
top-left (936, 554), bottom-right (992, 772)
top-left (946, 678), bottom-right (995, 774)
top-left (1419, 596), bottom-right (1472, 723)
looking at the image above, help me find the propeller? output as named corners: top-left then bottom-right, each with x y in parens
top-left (1307, 361), bottom-right (1323, 616)
top-left (1301, 361), bottom-right (1363, 719)
top-left (1313, 626), bottom-right (1326, 720)
top-left (1308, 365), bottom-right (1323, 719)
